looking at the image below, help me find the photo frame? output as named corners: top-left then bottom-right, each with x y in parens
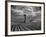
top-left (5, 1), bottom-right (45, 36)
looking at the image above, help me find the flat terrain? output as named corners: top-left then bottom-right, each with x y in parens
top-left (11, 6), bottom-right (41, 31)
top-left (11, 14), bottom-right (41, 31)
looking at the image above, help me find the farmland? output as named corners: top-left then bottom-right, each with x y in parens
top-left (11, 5), bottom-right (41, 31)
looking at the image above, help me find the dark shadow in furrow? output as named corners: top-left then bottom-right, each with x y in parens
top-left (11, 25), bottom-right (20, 31)
top-left (17, 24), bottom-right (21, 31)
top-left (15, 25), bottom-right (20, 31)
top-left (18, 24), bottom-right (25, 31)
top-left (11, 25), bottom-right (17, 31)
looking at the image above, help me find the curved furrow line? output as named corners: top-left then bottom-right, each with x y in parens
top-left (11, 25), bottom-right (17, 31)
top-left (17, 25), bottom-right (21, 31)
top-left (14, 25), bottom-right (18, 31)
top-left (12, 25), bottom-right (20, 31)
top-left (18, 24), bottom-right (26, 31)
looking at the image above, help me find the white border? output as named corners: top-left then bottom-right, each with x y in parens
top-left (8, 2), bottom-right (44, 35)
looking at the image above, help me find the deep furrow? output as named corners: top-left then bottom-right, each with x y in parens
top-left (11, 25), bottom-right (17, 31)
top-left (18, 24), bottom-right (26, 31)
top-left (14, 25), bottom-right (18, 31)
top-left (17, 25), bottom-right (21, 31)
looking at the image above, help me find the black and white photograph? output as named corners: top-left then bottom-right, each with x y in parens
top-left (11, 5), bottom-right (41, 31)
top-left (6, 1), bottom-right (45, 35)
